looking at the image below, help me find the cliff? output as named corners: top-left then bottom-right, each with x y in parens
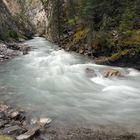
top-left (0, 0), bottom-right (48, 41)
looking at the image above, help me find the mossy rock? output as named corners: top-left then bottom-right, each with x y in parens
top-left (0, 135), bottom-right (13, 140)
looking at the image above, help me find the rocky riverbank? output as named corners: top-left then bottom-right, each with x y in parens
top-left (1, 103), bottom-right (140, 140)
top-left (61, 43), bottom-right (140, 71)
top-left (94, 55), bottom-right (140, 71)
top-left (0, 103), bottom-right (52, 140)
top-left (0, 42), bottom-right (30, 63)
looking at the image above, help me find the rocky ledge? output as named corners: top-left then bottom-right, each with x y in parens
top-left (0, 104), bottom-right (52, 140)
top-left (0, 42), bottom-right (30, 63)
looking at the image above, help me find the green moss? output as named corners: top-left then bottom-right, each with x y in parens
top-left (111, 49), bottom-right (130, 61)
top-left (0, 135), bottom-right (13, 140)
top-left (111, 52), bottom-right (121, 61)
top-left (111, 47), bottom-right (140, 61)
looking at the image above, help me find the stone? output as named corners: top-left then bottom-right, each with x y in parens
top-left (10, 111), bottom-right (20, 119)
top-left (2, 125), bottom-right (22, 135)
top-left (19, 113), bottom-right (26, 122)
top-left (16, 134), bottom-right (29, 140)
top-left (11, 120), bottom-right (22, 126)
top-left (22, 50), bottom-right (28, 55)
top-left (0, 120), bottom-right (8, 128)
top-left (0, 112), bottom-right (5, 119)
top-left (79, 49), bottom-right (84, 54)
top-left (0, 105), bottom-right (9, 112)
top-left (16, 127), bottom-right (40, 140)
top-left (39, 118), bottom-right (52, 127)
top-left (103, 68), bottom-right (122, 78)
top-left (30, 118), bottom-right (38, 125)
top-left (0, 122), bottom-right (4, 128)
top-left (85, 68), bottom-right (97, 78)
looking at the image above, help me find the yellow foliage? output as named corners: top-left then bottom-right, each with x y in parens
top-left (111, 49), bottom-right (130, 61)
top-left (74, 28), bottom-right (89, 42)
top-left (111, 53), bottom-right (121, 61)
top-left (121, 49), bottom-right (129, 56)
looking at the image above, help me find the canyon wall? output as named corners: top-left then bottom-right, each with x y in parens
top-left (0, 0), bottom-right (48, 41)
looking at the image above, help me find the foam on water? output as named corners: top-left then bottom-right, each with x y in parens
top-left (0, 37), bottom-right (140, 130)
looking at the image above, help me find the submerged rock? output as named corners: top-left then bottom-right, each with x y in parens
top-left (85, 68), bottom-right (97, 78)
top-left (103, 68), bottom-right (122, 78)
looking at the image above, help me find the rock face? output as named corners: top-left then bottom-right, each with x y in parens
top-left (0, 0), bottom-right (20, 41)
top-left (3, 0), bottom-right (48, 35)
top-left (23, 0), bottom-right (48, 35)
top-left (0, 0), bottom-right (34, 41)
top-left (3, 0), bottom-right (22, 15)
top-left (103, 68), bottom-right (122, 78)
top-left (0, 0), bottom-right (48, 41)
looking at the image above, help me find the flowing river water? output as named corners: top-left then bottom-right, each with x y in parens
top-left (0, 37), bottom-right (140, 132)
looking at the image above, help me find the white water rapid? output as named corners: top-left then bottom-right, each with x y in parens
top-left (0, 37), bottom-right (140, 131)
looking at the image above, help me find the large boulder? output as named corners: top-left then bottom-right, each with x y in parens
top-left (103, 68), bottom-right (122, 78)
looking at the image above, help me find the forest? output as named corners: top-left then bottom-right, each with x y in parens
top-left (45, 0), bottom-right (140, 69)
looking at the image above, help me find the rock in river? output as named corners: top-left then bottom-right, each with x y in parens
top-left (85, 68), bottom-right (97, 78)
top-left (103, 68), bottom-right (122, 78)
top-left (39, 118), bottom-right (52, 127)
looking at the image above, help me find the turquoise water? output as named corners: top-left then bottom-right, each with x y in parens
top-left (0, 37), bottom-right (140, 131)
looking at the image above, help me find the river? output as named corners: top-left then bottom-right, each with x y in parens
top-left (0, 37), bottom-right (140, 131)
